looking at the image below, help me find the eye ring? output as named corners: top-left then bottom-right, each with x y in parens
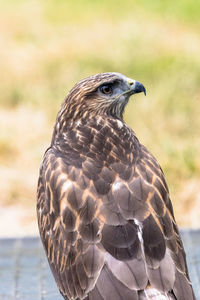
top-left (100, 84), bottom-right (113, 95)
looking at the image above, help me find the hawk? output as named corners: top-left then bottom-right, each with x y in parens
top-left (37, 72), bottom-right (195, 300)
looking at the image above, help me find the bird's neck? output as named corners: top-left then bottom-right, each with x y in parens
top-left (51, 115), bottom-right (139, 166)
top-left (51, 103), bottom-right (126, 144)
top-left (52, 93), bottom-right (128, 138)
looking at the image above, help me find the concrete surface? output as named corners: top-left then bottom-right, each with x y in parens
top-left (0, 230), bottom-right (199, 300)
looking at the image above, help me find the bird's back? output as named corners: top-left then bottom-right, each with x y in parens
top-left (37, 116), bottom-right (195, 300)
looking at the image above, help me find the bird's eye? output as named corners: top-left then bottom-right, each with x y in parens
top-left (100, 84), bottom-right (113, 95)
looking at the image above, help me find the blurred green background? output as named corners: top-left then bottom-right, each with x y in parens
top-left (0, 0), bottom-right (200, 235)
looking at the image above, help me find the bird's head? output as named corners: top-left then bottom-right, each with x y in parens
top-left (59, 72), bottom-right (146, 122)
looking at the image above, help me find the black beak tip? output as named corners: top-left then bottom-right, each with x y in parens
top-left (133, 81), bottom-right (146, 96)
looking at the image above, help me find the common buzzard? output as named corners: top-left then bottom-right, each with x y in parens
top-left (37, 72), bottom-right (195, 300)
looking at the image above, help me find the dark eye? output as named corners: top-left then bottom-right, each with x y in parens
top-left (100, 84), bottom-right (113, 95)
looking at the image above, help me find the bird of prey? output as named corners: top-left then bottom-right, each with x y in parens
top-left (37, 72), bottom-right (195, 300)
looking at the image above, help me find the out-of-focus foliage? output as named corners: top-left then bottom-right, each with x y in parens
top-left (0, 0), bottom-right (200, 227)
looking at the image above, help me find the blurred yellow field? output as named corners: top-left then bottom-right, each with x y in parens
top-left (0, 0), bottom-right (200, 235)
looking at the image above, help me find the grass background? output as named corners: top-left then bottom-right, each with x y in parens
top-left (0, 0), bottom-right (200, 234)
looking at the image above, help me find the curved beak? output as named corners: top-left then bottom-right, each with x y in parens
top-left (131, 81), bottom-right (146, 96)
top-left (127, 78), bottom-right (146, 96)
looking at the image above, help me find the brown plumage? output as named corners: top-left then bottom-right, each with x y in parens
top-left (37, 72), bottom-right (195, 300)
